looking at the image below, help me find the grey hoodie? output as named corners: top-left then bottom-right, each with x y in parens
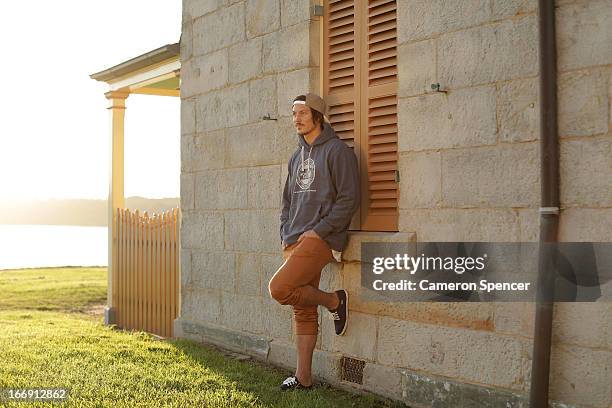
top-left (280, 122), bottom-right (360, 252)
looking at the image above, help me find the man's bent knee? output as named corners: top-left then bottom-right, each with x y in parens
top-left (268, 279), bottom-right (293, 305)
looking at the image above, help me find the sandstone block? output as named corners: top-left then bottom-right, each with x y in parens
top-left (248, 165), bottom-right (281, 209)
top-left (193, 3), bottom-right (245, 56)
top-left (249, 75), bottom-right (277, 122)
top-left (397, 39), bottom-right (437, 98)
top-left (229, 38), bottom-right (263, 84)
top-left (441, 144), bottom-right (539, 208)
top-left (195, 84), bottom-right (249, 132)
top-left (246, 0), bottom-right (280, 38)
top-left (397, 0), bottom-right (491, 43)
top-left (191, 250), bottom-right (235, 291)
top-left (438, 16), bottom-right (537, 88)
top-left (398, 151), bottom-right (441, 209)
top-left (557, 0), bottom-right (612, 71)
top-left (194, 168), bottom-right (248, 210)
top-left (398, 87), bottom-right (497, 152)
top-left (180, 211), bottom-right (224, 250)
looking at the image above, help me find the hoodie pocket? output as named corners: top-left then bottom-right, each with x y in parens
top-left (289, 201), bottom-right (322, 229)
top-left (306, 203), bottom-right (323, 228)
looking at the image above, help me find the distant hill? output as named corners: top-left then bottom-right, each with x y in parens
top-left (0, 197), bottom-right (180, 226)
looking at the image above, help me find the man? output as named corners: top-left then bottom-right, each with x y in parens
top-left (268, 93), bottom-right (360, 390)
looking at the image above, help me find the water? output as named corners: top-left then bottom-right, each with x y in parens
top-left (0, 225), bottom-right (108, 270)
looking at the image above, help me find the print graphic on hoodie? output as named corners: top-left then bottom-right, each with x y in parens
top-left (296, 152), bottom-right (315, 190)
top-left (280, 122), bottom-right (360, 253)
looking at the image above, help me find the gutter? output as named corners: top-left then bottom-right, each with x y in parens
top-left (530, 0), bottom-right (560, 406)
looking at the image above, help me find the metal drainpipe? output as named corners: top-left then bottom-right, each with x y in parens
top-left (530, 0), bottom-right (560, 406)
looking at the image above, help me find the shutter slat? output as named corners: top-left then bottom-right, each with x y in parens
top-left (369, 143), bottom-right (397, 154)
top-left (330, 32), bottom-right (355, 46)
top-left (330, 6), bottom-right (354, 21)
top-left (329, 49), bottom-right (354, 64)
top-left (329, 83), bottom-right (354, 93)
top-left (370, 66), bottom-right (397, 79)
top-left (368, 28), bottom-right (397, 45)
top-left (330, 23), bottom-right (355, 37)
top-left (330, 0), bottom-right (353, 13)
top-left (369, 9), bottom-right (395, 26)
top-left (369, 152), bottom-right (397, 163)
top-left (337, 131), bottom-right (355, 139)
top-left (369, 56), bottom-right (396, 71)
top-left (368, 48), bottom-right (395, 63)
top-left (369, 103), bottom-right (397, 115)
top-left (370, 199), bottom-right (398, 209)
top-left (368, 133), bottom-right (397, 144)
top-left (369, 114), bottom-right (397, 127)
top-left (329, 111), bottom-right (354, 123)
top-left (369, 171), bottom-right (396, 182)
top-left (368, 19), bottom-right (395, 35)
top-left (369, 126), bottom-right (397, 138)
top-left (330, 76), bottom-right (356, 88)
top-left (332, 121), bottom-right (355, 132)
top-left (330, 103), bottom-right (355, 115)
top-left (370, 76), bottom-right (397, 87)
top-left (369, 0), bottom-right (394, 8)
top-left (330, 41), bottom-right (356, 54)
top-left (369, 181), bottom-right (397, 190)
top-left (368, 162), bottom-right (397, 172)
top-left (330, 58), bottom-right (354, 71)
top-left (369, 38), bottom-right (396, 53)
top-left (368, 2), bottom-right (396, 18)
top-left (370, 191), bottom-right (397, 200)
top-left (329, 66), bottom-right (354, 80)
top-left (369, 94), bottom-right (396, 108)
top-left (329, 15), bottom-right (354, 29)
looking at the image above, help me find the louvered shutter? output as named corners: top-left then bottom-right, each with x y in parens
top-left (322, 0), bottom-right (398, 232)
top-left (323, 0), bottom-right (361, 229)
top-left (360, 0), bottom-right (398, 231)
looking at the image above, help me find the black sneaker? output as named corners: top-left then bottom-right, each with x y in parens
top-left (329, 289), bottom-right (348, 336)
top-left (280, 376), bottom-right (312, 391)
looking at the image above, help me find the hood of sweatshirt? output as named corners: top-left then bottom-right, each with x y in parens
top-left (296, 122), bottom-right (338, 170)
top-left (297, 122), bottom-right (337, 148)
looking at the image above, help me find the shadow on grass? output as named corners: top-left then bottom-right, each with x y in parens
top-left (168, 338), bottom-right (407, 408)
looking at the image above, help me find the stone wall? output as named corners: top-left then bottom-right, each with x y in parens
top-left (177, 1), bottom-right (612, 407)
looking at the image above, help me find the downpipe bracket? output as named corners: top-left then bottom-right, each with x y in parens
top-left (539, 207), bottom-right (559, 215)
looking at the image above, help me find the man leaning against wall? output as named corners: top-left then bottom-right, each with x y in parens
top-left (268, 92), bottom-right (360, 390)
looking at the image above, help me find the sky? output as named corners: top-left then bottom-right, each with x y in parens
top-left (0, 1), bottom-right (181, 202)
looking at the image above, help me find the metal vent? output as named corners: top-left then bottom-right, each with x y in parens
top-left (340, 356), bottom-right (366, 384)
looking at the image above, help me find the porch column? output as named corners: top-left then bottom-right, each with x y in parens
top-left (104, 90), bottom-right (129, 326)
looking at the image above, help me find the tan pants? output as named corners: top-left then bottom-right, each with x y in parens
top-left (268, 236), bottom-right (334, 335)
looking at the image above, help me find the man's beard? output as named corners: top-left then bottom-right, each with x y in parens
top-left (297, 124), bottom-right (315, 136)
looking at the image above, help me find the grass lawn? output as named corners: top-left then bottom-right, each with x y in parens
top-left (0, 267), bottom-right (405, 407)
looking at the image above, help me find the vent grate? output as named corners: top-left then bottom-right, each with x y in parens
top-left (340, 356), bottom-right (366, 384)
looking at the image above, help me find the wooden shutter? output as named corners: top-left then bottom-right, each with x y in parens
top-left (323, 0), bottom-right (361, 229)
top-left (360, 0), bottom-right (398, 231)
top-left (323, 0), bottom-right (399, 232)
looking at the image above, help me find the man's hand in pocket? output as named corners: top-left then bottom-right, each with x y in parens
top-left (297, 229), bottom-right (322, 243)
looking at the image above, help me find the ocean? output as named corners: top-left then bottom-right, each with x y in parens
top-left (0, 224), bottom-right (107, 270)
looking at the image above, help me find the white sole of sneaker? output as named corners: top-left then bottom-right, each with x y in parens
top-left (338, 290), bottom-right (349, 336)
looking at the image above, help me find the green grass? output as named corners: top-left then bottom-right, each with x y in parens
top-left (0, 266), bottom-right (106, 312)
top-left (0, 267), bottom-right (404, 407)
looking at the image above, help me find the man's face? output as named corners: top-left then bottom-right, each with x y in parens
top-left (292, 104), bottom-right (316, 135)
